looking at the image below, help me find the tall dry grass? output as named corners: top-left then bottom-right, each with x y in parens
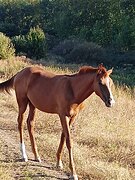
top-left (0, 57), bottom-right (135, 179)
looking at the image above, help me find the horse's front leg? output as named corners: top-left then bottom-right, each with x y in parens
top-left (56, 116), bottom-right (76, 169)
top-left (56, 131), bottom-right (65, 169)
top-left (59, 114), bottom-right (78, 180)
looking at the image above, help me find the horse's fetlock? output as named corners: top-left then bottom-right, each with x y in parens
top-left (56, 160), bottom-right (63, 170)
top-left (69, 175), bottom-right (78, 180)
top-left (35, 156), bottom-right (41, 162)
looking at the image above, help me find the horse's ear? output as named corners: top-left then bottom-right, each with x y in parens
top-left (98, 64), bottom-right (103, 70)
top-left (97, 64), bottom-right (104, 75)
top-left (107, 68), bottom-right (113, 76)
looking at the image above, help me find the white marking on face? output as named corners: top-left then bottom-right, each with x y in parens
top-left (106, 77), bottom-right (115, 106)
top-left (20, 142), bottom-right (28, 161)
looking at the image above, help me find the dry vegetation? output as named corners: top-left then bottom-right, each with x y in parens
top-left (0, 57), bottom-right (135, 180)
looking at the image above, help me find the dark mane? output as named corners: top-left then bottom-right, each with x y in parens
top-left (78, 66), bottom-right (97, 75)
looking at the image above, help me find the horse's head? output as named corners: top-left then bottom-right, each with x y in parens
top-left (94, 64), bottom-right (115, 107)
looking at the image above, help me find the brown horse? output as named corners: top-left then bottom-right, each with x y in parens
top-left (0, 64), bottom-right (115, 180)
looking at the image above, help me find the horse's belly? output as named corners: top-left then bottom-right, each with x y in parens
top-left (35, 103), bottom-right (58, 114)
top-left (28, 93), bottom-right (58, 114)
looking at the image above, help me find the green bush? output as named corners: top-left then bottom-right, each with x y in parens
top-left (0, 32), bottom-right (15, 59)
top-left (26, 26), bottom-right (46, 59)
top-left (52, 39), bottom-right (106, 64)
top-left (65, 41), bottom-right (106, 64)
top-left (12, 35), bottom-right (27, 55)
top-left (12, 26), bottom-right (47, 59)
top-left (52, 39), bottom-right (80, 57)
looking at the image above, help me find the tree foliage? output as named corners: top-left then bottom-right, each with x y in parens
top-left (0, 0), bottom-right (135, 57)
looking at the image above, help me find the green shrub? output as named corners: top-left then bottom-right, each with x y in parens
top-left (65, 41), bottom-right (106, 64)
top-left (51, 39), bottom-right (80, 57)
top-left (12, 26), bottom-right (47, 59)
top-left (52, 39), bottom-right (106, 64)
top-left (0, 32), bottom-right (15, 59)
top-left (12, 35), bottom-right (27, 55)
top-left (26, 26), bottom-right (46, 59)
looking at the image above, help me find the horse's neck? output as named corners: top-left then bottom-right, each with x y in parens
top-left (71, 73), bottom-right (95, 104)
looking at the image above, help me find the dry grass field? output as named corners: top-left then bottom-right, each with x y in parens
top-left (0, 57), bottom-right (135, 180)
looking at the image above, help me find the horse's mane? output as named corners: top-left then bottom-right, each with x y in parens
top-left (78, 65), bottom-right (107, 75)
top-left (78, 66), bottom-right (97, 75)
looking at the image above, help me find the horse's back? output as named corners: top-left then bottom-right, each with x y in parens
top-left (14, 66), bottom-right (55, 88)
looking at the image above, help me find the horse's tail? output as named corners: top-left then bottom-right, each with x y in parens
top-left (0, 76), bottom-right (15, 94)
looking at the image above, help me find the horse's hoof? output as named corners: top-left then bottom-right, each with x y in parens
top-left (69, 175), bottom-right (78, 180)
top-left (35, 157), bottom-right (41, 162)
top-left (22, 157), bottom-right (28, 162)
top-left (56, 160), bottom-right (63, 170)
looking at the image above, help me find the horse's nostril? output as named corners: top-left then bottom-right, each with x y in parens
top-left (109, 97), bottom-right (112, 101)
top-left (107, 98), bottom-right (112, 105)
top-left (108, 101), bottom-right (111, 105)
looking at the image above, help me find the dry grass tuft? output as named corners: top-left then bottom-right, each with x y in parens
top-left (0, 166), bottom-right (14, 180)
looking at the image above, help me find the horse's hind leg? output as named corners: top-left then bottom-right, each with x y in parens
top-left (17, 97), bottom-right (28, 162)
top-left (27, 102), bottom-right (41, 162)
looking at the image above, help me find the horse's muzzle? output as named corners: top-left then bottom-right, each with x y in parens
top-left (105, 97), bottom-right (115, 107)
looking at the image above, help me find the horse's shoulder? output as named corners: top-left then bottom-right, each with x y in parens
top-left (58, 75), bottom-right (74, 100)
